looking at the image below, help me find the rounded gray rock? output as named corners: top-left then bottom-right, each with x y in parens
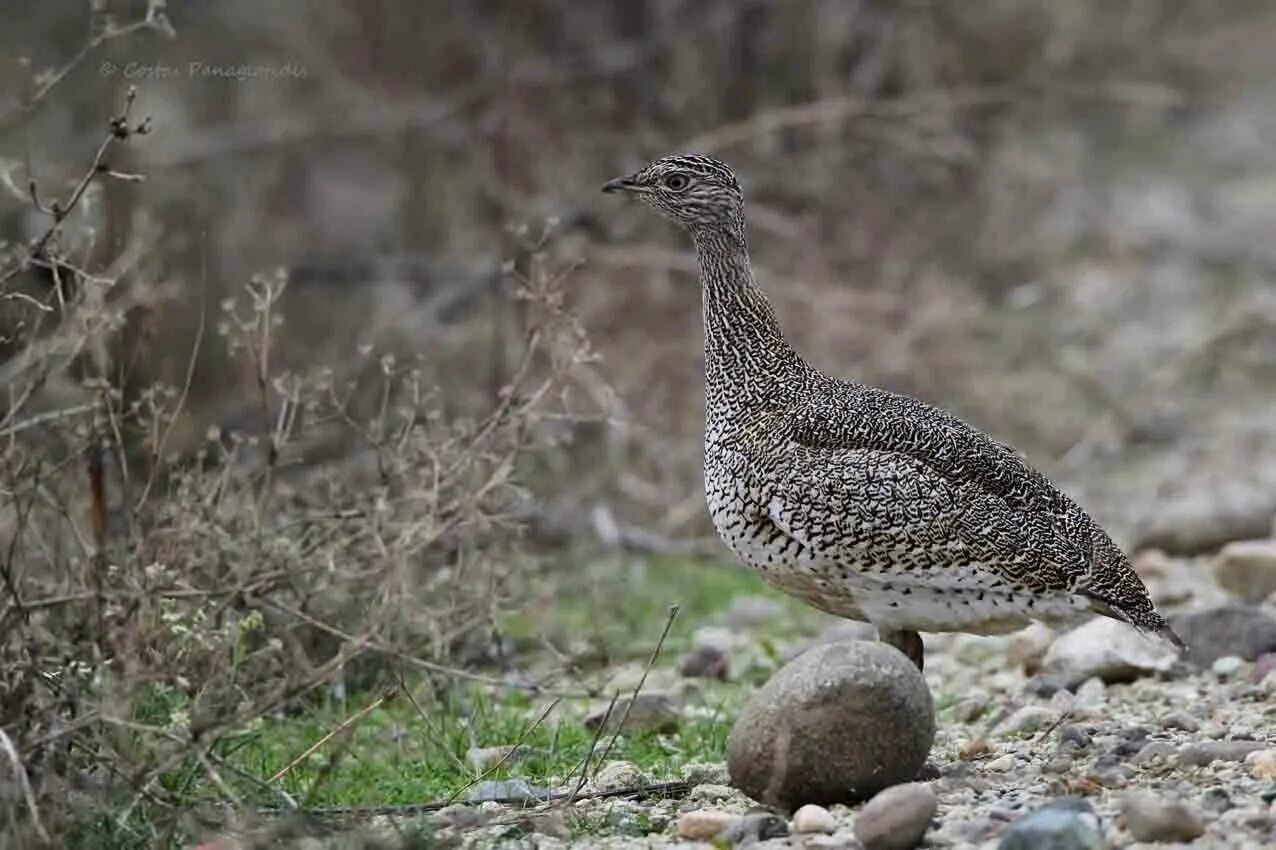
top-left (854, 782), bottom-right (938, 850)
top-left (727, 640), bottom-right (935, 810)
top-left (1119, 792), bottom-right (1204, 843)
top-left (999, 798), bottom-right (1107, 850)
top-left (1170, 604), bottom-right (1276, 667)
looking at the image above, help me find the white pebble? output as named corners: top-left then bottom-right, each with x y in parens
top-left (995, 705), bottom-right (1058, 736)
top-left (792, 804), bottom-right (836, 834)
top-left (1075, 676), bottom-right (1107, 705)
top-left (986, 754), bottom-right (1017, 771)
top-left (1212, 655), bottom-right (1245, 677)
top-left (1245, 748), bottom-right (1276, 780)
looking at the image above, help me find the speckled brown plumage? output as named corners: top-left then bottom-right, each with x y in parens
top-left (603, 155), bottom-right (1185, 669)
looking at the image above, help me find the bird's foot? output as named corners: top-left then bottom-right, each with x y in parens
top-left (879, 628), bottom-right (925, 672)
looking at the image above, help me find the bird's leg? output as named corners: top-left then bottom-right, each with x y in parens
top-left (880, 628), bottom-right (925, 672)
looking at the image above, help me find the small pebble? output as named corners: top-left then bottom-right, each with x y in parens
top-left (686, 783), bottom-right (735, 802)
top-left (723, 811), bottom-right (788, 845)
top-left (951, 696), bottom-right (990, 723)
top-left (1161, 711), bottom-right (1200, 732)
top-left (676, 809), bottom-right (734, 841)
top-left (1201, 788), bottom-right (1234, 813)
top-left (587, 760), bottom-right (645, 792)
top-left (1252, 653), bottom-right (1276, 684)
top-left (1092, 764), bottom-right (1128, 788)
top-left (678, 644), bottom-right (729, 680)
top-left (1059, 725), bottom-right (1093, 751)
top-left (854, 782), bottom-right (937, 850)
top-left (1245, 748), bottom-right (1276, 780)
top-left (584, 692), bottom-right (680, 733)
top-left (1131, 741), bottom-right (1178, 766)
top-left (986, 754), bottom-right (1017, 772)
top-left (1074, 676), bottom-right (1107, 706)
top-left (1178, 740), bottom-right (1266, 766)
top-left (792, 804), bottom-right (837, 834)
top-left (531, 811), bottom-right (571, 839)
top-left (998, 798), bottom-right (1105, 850)
top-left (680, 761), bottom-right (730, 785)
top-left (995, 705), bottom-right (1058, 736)
top-left (960, 738), bottom-right (992, 760)
top-left (1025, 672), bottom-right (1085, 698)
top-left (1120, 792), bottom-right (1205, 842)
top-left (1045, 754), bottom-right (1074, 774)
top-left (433, 803), bottom-right (488, 830)
top-left (1212, 655), bottom-right (1245, 677)
top-left (466, 778), bottom-right (538, 803)
top-left (1110, 726), bottom-right (1151, 758)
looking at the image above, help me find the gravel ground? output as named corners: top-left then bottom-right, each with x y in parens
top-left (422, 547), bottom-right (1276, 850)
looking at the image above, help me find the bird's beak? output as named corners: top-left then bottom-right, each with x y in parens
top-left (602, 175), bottom-right (640, 194)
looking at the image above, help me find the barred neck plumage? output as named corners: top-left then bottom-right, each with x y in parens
top-left (692, 219), bottom-right (805, 420)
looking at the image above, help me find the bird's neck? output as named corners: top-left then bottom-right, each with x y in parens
top-left (692, 223), bottom-right (804, 418)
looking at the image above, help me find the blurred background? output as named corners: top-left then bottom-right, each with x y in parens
top-left (6, 0), bottom-right (1276, 844)
top-left (5, 0), bottom-right (1276, 549)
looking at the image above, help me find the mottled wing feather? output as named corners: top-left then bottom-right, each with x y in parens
top-left (790, 384), bottom-right (1069, 514)
top-left (756, 381), bottom-right (1105, 593)
top-left (765, 379), bottom-right (1168, 635)
top-left (764, 444), bottom-right (1084, 593)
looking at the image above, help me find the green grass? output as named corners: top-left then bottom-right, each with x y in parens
top-left (216, 686), bottom-right (736, 808)
top-left (67, 556), bottom-right (826, 847)
top-left (188, 556), bottom-right (825, 810)
top-left (499, 554), bottom-right (822, 665)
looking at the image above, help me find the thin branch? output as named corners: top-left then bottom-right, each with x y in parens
top-left (565, 692), bottom-right (616, 806)
top-left (0, 402), bottom-right (99, 439)
top-left (0, 727), bottom-right (51, 843)
top-left (444, 696), bottom-right (562, 805)
top-left (1, 87), bottom-right (150, 286)
top-left (256, 779), bottom-right (693, 819)
top-left (134, 293), bottom-right (205, 510)
top-left (269, 692), bottom-right (392, 784)
top-left (592, 604), bottom-right (679, 770)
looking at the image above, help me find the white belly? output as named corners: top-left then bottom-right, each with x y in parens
top-left (850, 571), bottom-right (1092, 634)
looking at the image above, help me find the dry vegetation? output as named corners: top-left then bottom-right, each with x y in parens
top-left (3, 1), bottom-right (1276, 846)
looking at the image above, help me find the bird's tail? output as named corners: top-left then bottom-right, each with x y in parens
top-left (1150, 623), bottom-right (1187, 654)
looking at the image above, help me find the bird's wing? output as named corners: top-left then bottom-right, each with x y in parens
top-left (756, 382), bottom-right (1093, 591)
top-left (784, 383), bottom-right (1068, 515)
top-left (762, 442), bottom-right (1086, 593)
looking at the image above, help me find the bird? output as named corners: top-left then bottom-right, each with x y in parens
top-left (602, 154), bottom-right (1185, 671)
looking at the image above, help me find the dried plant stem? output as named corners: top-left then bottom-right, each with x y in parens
top-left (593, 604), bottom-right (680, 770)
top-left (444, 695), bottom-right (562, 805)
top-left (1, 88), bottom-right (148, 286)
top-left (270, 692), bottom-right (392, 783)
top-left (258, 779), bottom-right (693, 819)
top-left (565, 693), bottom-right (617, 806)
top-left (0, 727), bottom-right (49, 843)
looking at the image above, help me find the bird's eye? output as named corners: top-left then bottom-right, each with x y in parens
top-left (664, 173), bottom-right (690, 191)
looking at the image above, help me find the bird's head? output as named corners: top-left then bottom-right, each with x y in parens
top-left (602, 154), bottom-right (744, 234)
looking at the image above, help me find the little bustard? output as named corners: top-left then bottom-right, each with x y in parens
top-left (603, 154), bottom-right (1184, 670)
